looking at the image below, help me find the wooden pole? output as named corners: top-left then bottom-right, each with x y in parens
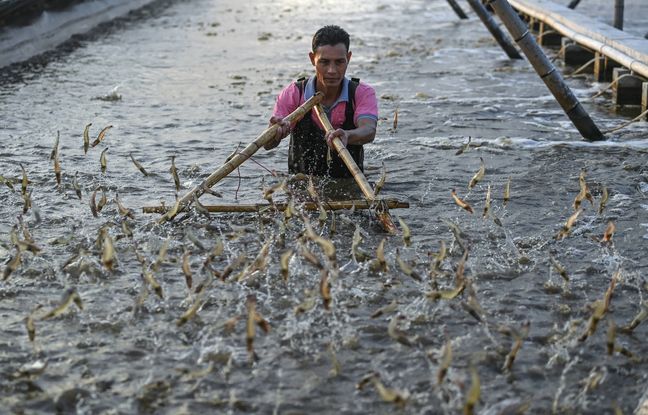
top-left (567, 0), bottom-right (580, 10)
top-left (158, 92), bottom-right (324, 223)
top-left (312, 104), bottom-right (398, 234)
top-left (486, 0), bottom-right (605, 141)
top-left (613, 0), bottom-right (624, 30)
top-left (446, 0), bottom-right (469, 19)
top-left (143, 199), bottom-right (410, 214)
top-left (465, 0), bottom-right (523, 59)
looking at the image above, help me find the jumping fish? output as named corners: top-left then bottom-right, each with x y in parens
top-left (41, 288), bottom-right (83, 320)
top-left (392, 108), bottom-right (398, 130)
top-left (483, 184), bottom-right (491, 218)
top-left (83, 123), bottom-right (91, 154)
top-left (371, 299), bottom-right (398, 318)
top-left (503, 321), bottom-right (530, 371)
top-left (152, 239), bottom-right (170, 273)
top-left (115, 193), bottom-right (135, 218)
top-left (53, 154), bottom-right (61, 186)
top-left (387, 314), bottom-right (414, 347)
top-left (50, 131), bottom-right (59, 160)
top-left (468, 157), bottom-right (485, 189)
top-left (398, 217), bottom-right (411, 246)
top-left (374, 162), bottom-right (386, 197)
top-left (25, 306), bottom-right (42, 342)
top-left (426, 283), bottom-right (466, 301)
top-left (464, 366), bottom-right (481, 415)
top-left (20, 163), bottom-right (28, 195)
top-left (556, 208), bottom-right (582, 240)
top-left (72, 172), bottom-right (82, 200)
top-left (97, 187), bottom-right (107, 212)
top-left (142, 269), bottom-right (163, 299)
top-left (396, 250), bottom-right (422, 281)
top-left (503, 177), bottom-right (511, 206)
top-left (455, 136), bottom-right (472, 155)
top-left (129, 153), bottom-right (149, 176)
top-left (607, 320), bottom-right (616, 356)
top-left (280, 249), bottom-right (294, 280)
top-left (430, 240), bottom-right (447, 277)
top-left (351, 225), bottom-right (370, 262)
top-left (91, 125), bottom-right (112, 147)
top-left (549, 255), bottom-right (569, 283)
top-left (3, 248), bottom-right (22, 280)
top-left (170, 156), bottom-right (180, 191)
top-left (451, 189), bottom-right (474, 214)
top-left (101, 233), bottom-right (115, 271)
top-left (443, 219), bottom-right (467, 254)
top-left (121, 220), bottom-right (133, 238)
top-left (437, 339), bottom-right (452, 384)
top-left (598, 186), bottom-right (608, 215)
top-left (100, 148), bottom-right (108, 174)
top-left (177, 296), bottom-right (203, 326)
top-left (600, 221), bottom-right (615, 243)
top-left (193, 194), bottom-right (211, 219)
top-left (22, 190), bottom-right (32, 214)
top-left (357, 373), bottom-right (409, 407)
top-left (320, 269), bottom-right (331, 310)
top-left (370, 238), bottom-right (388, 272)
top-left (246, 295), bottom-right (259, 362)
top-left (307, 175), bottom-right (318, 200)
top-left (89, 189), bottom-right (98, 217)
top-left (182, 251), bottom-right (193, 289)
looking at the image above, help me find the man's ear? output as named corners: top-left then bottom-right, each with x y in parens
top-left (347, 51), bottom-right (352, 63)
top-left (309, 51), bottom-right (316, 66)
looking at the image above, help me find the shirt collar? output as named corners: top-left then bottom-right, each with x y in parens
top-left (304, 76), bottom-right (349, 107)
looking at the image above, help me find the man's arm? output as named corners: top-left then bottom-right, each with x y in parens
top-left (325, 117), bottom-right (377, 148)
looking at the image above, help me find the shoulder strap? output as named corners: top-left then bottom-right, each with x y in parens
top-left (296, 77), bottom-right (307, 101)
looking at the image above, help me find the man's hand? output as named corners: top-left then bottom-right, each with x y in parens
top-left (325, 128), bottom-right (348, 149)
top-left (264, 116), bottom-right (291, 150)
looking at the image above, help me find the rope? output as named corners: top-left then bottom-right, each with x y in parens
top-left (591, 73), bottom-right (633, 99)
top-left (603, 108), bottom-right (648, 134)
top-left (564, 57), bottom-right (598, 79)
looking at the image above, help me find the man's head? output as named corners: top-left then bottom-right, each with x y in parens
top-left (310, 25), bottom-right (352, 90)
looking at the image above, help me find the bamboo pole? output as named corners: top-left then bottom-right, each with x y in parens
top-left (465, 0), bottom-right (523, 59)
top-left (312, 104), bottom-right (398, 234)
top-left (567, 0), bottom-right (580, 10)
top-left (446, 0), bottom-right (469, 19)
top-left (158, 92), bottom-right (324, 223)
top-left (486, 0), bottom-right (605, 141)
top-left (143, 199), bottom-right (410, 214)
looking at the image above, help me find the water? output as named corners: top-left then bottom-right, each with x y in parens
top-left (1, 0), bottom-right (647, 413)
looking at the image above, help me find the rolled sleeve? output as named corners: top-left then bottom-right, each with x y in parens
top-left (353, 83), bottom-right (379, 126)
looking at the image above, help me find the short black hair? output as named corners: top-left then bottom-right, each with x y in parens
top-left (312, 25), bottom-right (350, 53)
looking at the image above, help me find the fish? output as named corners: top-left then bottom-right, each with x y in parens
top-left (142, 269), bottom-right (164, 299)
top-left (549, 255), bottom-right (569, 283)
top-left (607, 320), bottom-right (616, 356)
top-left (307, 175), bottom-right (319, 200)
top-left (620, 301), bottom-right (648, 333)
top-left (121, 220), bottom-right (133, 238)
top-left (129, 153), bottom-right (149, 176)
top-left (393, 108), bottom-right (398, 130)
top-left (320, 269), bottom-right (332, 310)
top-left (100, 148), bottom-right (108, 174)
top-left (280, 249), bottom-right (294, 280)
top-left (374, 162), bottom-right (386, 197)
top-left (371, 300), bottom-right (398, 319)
top-left (72, 172), bottom-right (82, 200)
top-left (200, 182), bottom-right (222, 197)
top-left (115, 193), bottom-right (135, 218)
top-left (468, 157), bottom-right (485, 189)
top-left (437, 339), bottom-right (452, 384)
top-left (601, 221), bottom-right (615, 243)
top-left (451, 189), bottom-right (474, 214)
top-left (152, 239), bottom-right (170, 273)
top-left (579, 170), bottom-right (594, 205)
top-left (185, 229), bottom-right (206, 251)
top-left (503, 176), bottom-right (511, 206)
top-left (371, 374), bottom-right (409, 407)
top-left (426, 283), bottom-right (466, 301)
top-left (91, 125), bottom-right (112, 147)
top-left (351, 225), bottom-right (370, 262)
top-left (443, 219), bottom-right (467, 254)
top-left (317, 202), bottom-right (328, 225)
top-left (22, 190), bottom-right (32, 214)
top-left (503, 321), bottom-right (530, 371)
top-left (25, 306), bottom-right (41, 342)
top-left (396, 250), bottom-right (422, 281)
top-left (0, 175), bottom-right (15, 190)
top-left (3, 249), bottom-right (22, 280)
top-left (101, 233), bottom-right (116, 271)
top-left (370, 238), bottom-right (388, 272)
top-left (430, 240), bottom-right (447, 277)
top-left (177, 297), bottom-right (203, 326)
top-left (53, 154), bottom-right (61, 186)
top-left (246, 295), bottom-right (259, 362)
top-left (464, 366), bottom-right (481, 415)
top-left (88, 190), bottom-right (98, 217)
top-left (294, 290), bottom-right (318, 315)
top-left (41, 288), bottom-right (83, 320)
top-left (193, 194), bottom-right (211, 219)
top-left (455, 136), bottom-right (471, 155)
top-left (83, 123), bottom-right (91, 154)
top-left (97, 187), bottom-right (107, 212)
top-left (50, 131), bottom-right (59, 160)
top-left (398, 217), bottom-right (411, 246)
top-left (598, 186), bottom-right (608, 215)
top-left (483, 184), bottom-right (491, 218)
top-left (182, 251), bottom-right (193, 289)
top-left (387, 314), bottom-right (414, 347)
top-left (170, 156), bottom-right (180, 191)
top-left (20, 163), bottom-right (28, 195)
top-left (284, 198), bottom-right (296, 220)
top-left (556, 208), bottom-right (583, 240)
top-left (579, 299), bottom-right (607, 342)
top-left (327, 343), bottom-right (341, 377)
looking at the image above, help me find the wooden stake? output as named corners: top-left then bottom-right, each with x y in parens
top-left (465, 0), bottom-right (522, 59)
top-left (158, 92), bottom-right (324, 223)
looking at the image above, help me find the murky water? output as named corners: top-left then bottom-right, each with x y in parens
top-left (1, 0), bottom-right (647, 413)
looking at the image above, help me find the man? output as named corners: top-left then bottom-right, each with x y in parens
top-left (264, 25), bottom-right (378, 178)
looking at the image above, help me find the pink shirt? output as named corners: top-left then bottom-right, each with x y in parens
top-left (272, 76), bottom-right (378, 130)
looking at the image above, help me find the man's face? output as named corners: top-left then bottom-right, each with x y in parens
top-left (309, 43), bottom-right (352, 89)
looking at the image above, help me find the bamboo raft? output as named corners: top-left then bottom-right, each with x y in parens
top-left (143, 199), bottom-right (409, 214)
